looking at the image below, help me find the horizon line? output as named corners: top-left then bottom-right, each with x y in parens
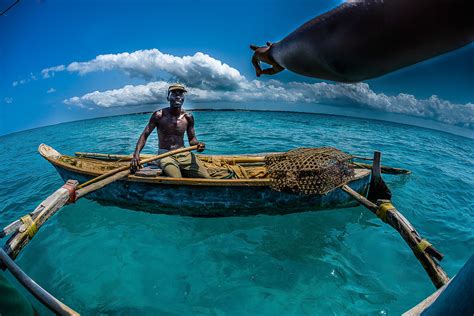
top-left (1, 108), bottom-right (473, 141)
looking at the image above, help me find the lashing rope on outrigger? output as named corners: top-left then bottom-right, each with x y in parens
top-left (376, 200), bottom-right (438, 257)
top-left (376, 200), bottom-right (396, 222)
top-left (19, 215), bottom-right (38, 239)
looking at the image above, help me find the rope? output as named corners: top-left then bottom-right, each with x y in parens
top-left (416, 239), bottom-right (432, 254)
top-left (376, 201), bottom-right (395, 222)
top-left (62, 180), bottom-right (77, 203)
top-left (20, 215), bottom-right (38, 239)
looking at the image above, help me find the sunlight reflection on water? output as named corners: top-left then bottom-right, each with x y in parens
top-left (0, 111), bottom-right (473, 315)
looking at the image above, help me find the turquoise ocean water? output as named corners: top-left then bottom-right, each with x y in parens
top-left (0, 111), bottom-right (473, 315)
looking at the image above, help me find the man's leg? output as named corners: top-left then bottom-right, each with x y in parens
top-left (179, 152), bottom-right (211, 178)
top-left (159, 156), bottom-right (183, 178)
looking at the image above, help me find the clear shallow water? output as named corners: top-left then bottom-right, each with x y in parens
top-left (0, 111), bottom-right (473, 315)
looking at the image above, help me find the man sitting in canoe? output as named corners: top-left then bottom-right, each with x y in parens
top-left (130, 83), bottom-right (210, 178)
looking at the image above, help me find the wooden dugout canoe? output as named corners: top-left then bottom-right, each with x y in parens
top-left (39, 144), bottom-right (371, 216)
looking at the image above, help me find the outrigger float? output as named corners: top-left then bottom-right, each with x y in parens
top-left (0, 144), bottom-right (455, 315)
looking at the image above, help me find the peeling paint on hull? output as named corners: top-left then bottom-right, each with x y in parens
top-left (54, 167), bottom-right (370, 217)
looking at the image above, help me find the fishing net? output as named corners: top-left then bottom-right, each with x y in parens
top-left (265, 147), bottom-right (354, 195)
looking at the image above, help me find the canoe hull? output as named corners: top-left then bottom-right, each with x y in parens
top-left (53, 166), bottom-right (370, 217)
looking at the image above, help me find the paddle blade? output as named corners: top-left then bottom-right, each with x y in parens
top-left (367, 151), bottom-right (392, 202)
top-left (367, 176), bottom-right (392, 202)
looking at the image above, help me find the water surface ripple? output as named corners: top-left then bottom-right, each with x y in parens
top-left (0, 111), bottom-right (473, 315)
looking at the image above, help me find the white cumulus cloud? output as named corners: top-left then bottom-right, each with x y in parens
top-left (43, 49), bottom-right (472, 129)
top-left (64, 82), bottom-right (170, 108)
top-left (64, 79), bottom-right (474, 128)
top-left (42, 49), bottom-right (245, 90)
top-left (46, 88), bottom-right (56, 94)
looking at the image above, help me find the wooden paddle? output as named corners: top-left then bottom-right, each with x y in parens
top-left (75, 145), bottom-right (198, 197)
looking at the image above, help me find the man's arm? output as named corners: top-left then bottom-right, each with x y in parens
top-left (130, 111), bottom-right (160, 172)
top-left (185, 113), bottom-right (205, 152)
top-left (250, 0), bottom-right (474, 82)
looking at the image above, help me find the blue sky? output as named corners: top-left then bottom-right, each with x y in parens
top-left (1, 0), bottom-right (473, 137)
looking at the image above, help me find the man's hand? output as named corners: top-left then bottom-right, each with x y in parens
top-left (130, 155), bottom-right (141, 173)
top-left (250, 42), bottom-right (285, 77)
top-left (196, 142), bottom-right (206, 152)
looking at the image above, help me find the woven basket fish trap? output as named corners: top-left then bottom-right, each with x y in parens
top-left (265, 147), bottom-right (354, 195)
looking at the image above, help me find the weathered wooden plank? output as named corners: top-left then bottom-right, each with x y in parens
top-left (1, 184), bottom-right (76, 238)
top-left (3, 183), bottom-right (76, 260)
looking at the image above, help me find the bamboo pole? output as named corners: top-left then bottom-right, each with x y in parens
top-left (0, 249), bottom-right (79, 315)
top-left (1, 183), bottom-right (74, 239)
top-left (343, 184), bottom-right (448, 288)
top-left (76, 169), bottom-right (131, 199)
top-left (0, 219), bottom-right (21, 238)
top-left (341, 151), bottom-right (449, 289)
top-left (75, 151), bottom-right (267, 164)
top-left (3, 181), bottom-right (78, 260)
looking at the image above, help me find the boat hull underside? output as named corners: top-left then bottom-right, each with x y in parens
top-left (55, 167), bottom-right (369, 217)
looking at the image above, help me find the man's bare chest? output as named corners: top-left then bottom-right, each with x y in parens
top-left (158, 114), bottom-right (188, 135)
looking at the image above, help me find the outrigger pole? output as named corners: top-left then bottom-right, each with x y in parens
top-left (342, 151), bottom-right (449, 289)
top-left (0, 248), bottom-right (79, 315)
top-left (0, 145), bottom-right (198, 315)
